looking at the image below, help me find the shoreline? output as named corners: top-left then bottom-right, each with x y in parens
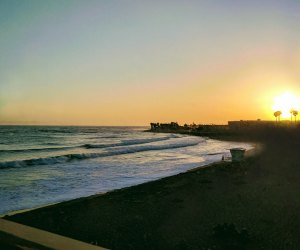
top-left (1, 136), bottom-right (255, 218)
top-left (0, 161), bottom-right (228, 218)
top-left (3, 144), bottom-right (269, 249)
top-left (8, 131), bottom-right (300, 249)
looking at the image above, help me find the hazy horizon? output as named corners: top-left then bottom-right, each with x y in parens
top-left (1, 0), bottom-right (300, 126)
top-left (0, 118), bottom-right (298, 127)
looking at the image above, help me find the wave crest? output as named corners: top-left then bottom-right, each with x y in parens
top-left (85, 136), bottom-right (172, 149)
top-left (0, 140), bottom-right (201, 169)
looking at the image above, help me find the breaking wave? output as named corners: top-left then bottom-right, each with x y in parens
top-left (84, 136), bottom-right (175, 149)
top-left (0, 140), bottom-right (201, 169)
top-left (0, 146), bottom-right (78, 154)
top-left (0, 136), bottom-right (178, 154)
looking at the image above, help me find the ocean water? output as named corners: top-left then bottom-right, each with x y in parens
top-left (0, 126), bottom-right (252, 215)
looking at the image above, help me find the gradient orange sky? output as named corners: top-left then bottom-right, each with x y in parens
top-left (1, 1), bottom-right (300, 125)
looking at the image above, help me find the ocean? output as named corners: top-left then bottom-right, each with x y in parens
top-left (0, 126), bottom-right (252, 215)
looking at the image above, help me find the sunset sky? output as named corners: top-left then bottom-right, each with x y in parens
top-left (1, 0), bottom-right (300, 125)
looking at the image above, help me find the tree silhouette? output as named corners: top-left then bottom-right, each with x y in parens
top-left (290, 109), bottom-right (294, 122)
top-left (274, 111), bottom-right (282, 122)
top-left (293, 110), bottom-right (298, 122)
top-left (274, 112), bottom-right (277, 122)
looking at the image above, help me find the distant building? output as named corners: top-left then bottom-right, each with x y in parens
top-left (150, 122), bottom-right (179, 130)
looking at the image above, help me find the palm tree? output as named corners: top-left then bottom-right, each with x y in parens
top-left (274, 111), bottom-right (282, 122)
top-left (293, 110), bottom-right (298, 122)
top-left (274, 111), bottom-right (278, 122)
top-left (290, 109), bottom-right (294, 122)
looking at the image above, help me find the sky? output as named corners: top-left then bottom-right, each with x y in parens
top-left (0, 0), bottom-right (300, 125)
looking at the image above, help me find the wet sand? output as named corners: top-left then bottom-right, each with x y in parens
top-left (4, 135), bottom-right (300, 250)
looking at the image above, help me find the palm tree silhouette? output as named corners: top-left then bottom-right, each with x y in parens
top-left (290, 109), bottom-right (294, 122)
top-left (274, 111), bottom-right (282, 122)
top-left (293, 110), bottom-right (298, 122)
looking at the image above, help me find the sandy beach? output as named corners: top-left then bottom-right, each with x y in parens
top-left (3, 132), bottom-right (300, 250)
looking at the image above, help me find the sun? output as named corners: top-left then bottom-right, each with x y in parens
top-left (272, 92), bottom-right (300, 118)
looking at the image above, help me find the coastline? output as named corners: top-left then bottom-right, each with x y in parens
top-left (0, 134), bottom-right (254, 218)
top-left (2, 145), bottom-right (269, 249)
top-left (0, 152), bottom-right (239, 218)
top-left (4, 132), bottom-right (300, 249)
top-left (4, 159), bottom-right (251, 248)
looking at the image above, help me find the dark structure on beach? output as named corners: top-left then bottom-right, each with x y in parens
top-left (149, 119), bottom-right (300, 140)
top-left (150, 122), bottom-right (179, 130)
top-left (149, 122), bottom-right (228, 137)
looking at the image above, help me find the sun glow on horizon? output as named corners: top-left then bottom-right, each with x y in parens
top-left (272, 92), bottom-right (300, 118)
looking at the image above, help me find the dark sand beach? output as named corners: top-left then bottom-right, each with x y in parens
top-left (3, 131), bottom-right (300, 250)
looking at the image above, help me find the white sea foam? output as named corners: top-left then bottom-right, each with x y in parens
top-left (0, 137), bottom-right (202, 169)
